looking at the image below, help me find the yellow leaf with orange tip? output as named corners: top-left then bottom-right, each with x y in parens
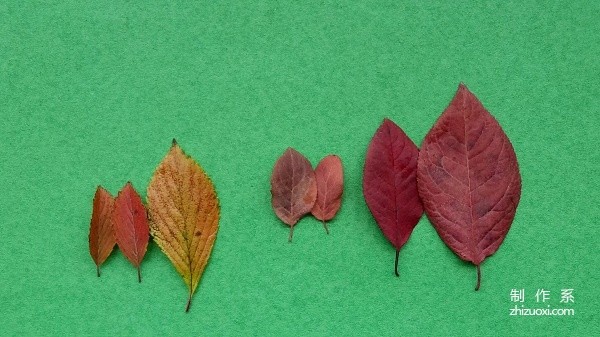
top-left (147, 140), bottom-right (220, 312)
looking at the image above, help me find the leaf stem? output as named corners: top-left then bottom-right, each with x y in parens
top-left (288, 225), bottom-right (294, 242)
top-left (322, 220), bottom-right (329, 235)
top-left (185, 292), bottom-right (192, 312)
top-left (475, 264), bottom-right (481, 291)
top-left (394, 249), bottom-right (400, 277)
top-left (96, 266), bottom-right (100, 277)
top-left (137, 266), bottom-right (142, 283)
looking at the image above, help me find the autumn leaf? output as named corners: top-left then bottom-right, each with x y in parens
top-left (363, 118), bottom-right (423, 277)
top-left (89, 186), bottom-right (116, 277)
top-left (147, 140), bottom-right (220, 312)
top-left (311, 155), bottom-right (344, 234)
top-left (113, 182), bottom-right (149, 283)
top-left (417, 84), bottom-right (522, 290)
top-left (270, 148), bottom-right (317, 242)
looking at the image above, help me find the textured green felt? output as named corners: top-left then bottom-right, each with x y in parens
top-left (1, 1), bottom-right (598, 336)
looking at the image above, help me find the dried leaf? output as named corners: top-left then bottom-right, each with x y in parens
top-left (270, 148), bottom-right (317, 242)
top-left (363, 118), bottom-right (423, 276)
top-left (89, 186), bottom-right (116, 277)
top-left (311, 155), bottom-right (344, 234)
top-left (113, 182), bottom-right (149, 283)
top-left (147, 140), bottom-right (220, 312)
top-left (417, 84), bottom-right (522, 290)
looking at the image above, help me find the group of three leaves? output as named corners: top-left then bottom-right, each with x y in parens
top-left (88, 140), bottom-right (219, 312)
top-left (270, 84), bottom-right (522, 290)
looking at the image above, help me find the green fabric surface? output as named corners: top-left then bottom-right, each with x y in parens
top-left (1, 1), bottom-right (598, 336)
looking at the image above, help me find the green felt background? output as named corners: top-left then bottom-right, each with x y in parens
top-left (1, 1), bottom-right (598, 336)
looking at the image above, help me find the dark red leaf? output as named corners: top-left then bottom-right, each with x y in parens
top-left (311, 155), bottom-right (344, 234)
top-left (270, 148), bottom-right (317, 242)
top-left (363, 118), bottom-right (423, 276)
top-left (114, 182), bottom-right (149, 282)
top-left (89, 186), bottom-right (116, 277)
top-left (417, 84), bottom-right (522, 290)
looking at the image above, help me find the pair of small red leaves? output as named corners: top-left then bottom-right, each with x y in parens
top-left (270, 148), bottom-right (344, 241)
top-left (363, 84), bottom-right (521, 290)
top-left (88, 183), bottom-right (149, 282)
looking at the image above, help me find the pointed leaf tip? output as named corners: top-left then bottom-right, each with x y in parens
top-left (457, 82), bottom-right (475, 96)
top-left (172, 138), bottom-right (178, 146)
top-left (284, 147), bottom-right (299, 156)
top-left (417, 86), bottom-right (521, 287)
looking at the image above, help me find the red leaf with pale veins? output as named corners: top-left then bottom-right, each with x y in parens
top-left (89, 186), bottom-right (116, 277)
top-left (363, 118), bottom-right (423, 276)
top-left (417, 84), bottom-right (522, 290)
top-left (113, 182), bottom-right (149, 282)
top-left (270, 148), bottom-right (317, 242)
top-left (311, 155), bottom-right (344, 234)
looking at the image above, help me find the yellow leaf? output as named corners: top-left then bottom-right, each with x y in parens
top-left (147, 140), bottom-right (220, 312)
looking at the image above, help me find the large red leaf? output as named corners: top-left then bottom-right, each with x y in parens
top-left (311, 155), bottom-right (344, 234)
top-left (363, 118), bottom-right (423, 276)
top-left (89, 186), bottom-right (116, 277)
top-left (270, 148), bottom-right (317, 242)
top-left (114, 182), bottom-right (149, 282)
top-left (417, 84), bottom-right (522, 290)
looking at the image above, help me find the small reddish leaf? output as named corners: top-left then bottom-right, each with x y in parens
top-left (113, 182), bottom-right (149, 282)
top-left (311, 155), bottom-right (344, 234)
top-left (89, 186), bottom-right (116, 277)
top-left (417, 84), bottom-right (522, 290)
top-left (270, 148), bottom-right (317, 242)
top-left (363, 118), bottom-right (423, 276)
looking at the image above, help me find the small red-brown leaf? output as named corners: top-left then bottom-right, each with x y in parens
top-left (363, 118), bottom-right (423, 276)
top-left (113, 182), bottom-right (149, 282)
top-left (311, 155), bottom-right (344, 234)
top-left (89, 186), bottom-right (116, 277)
top-left (270, 147), bottom-right (317, 242)
top-left (417, 84), bottom-right (522, 290)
